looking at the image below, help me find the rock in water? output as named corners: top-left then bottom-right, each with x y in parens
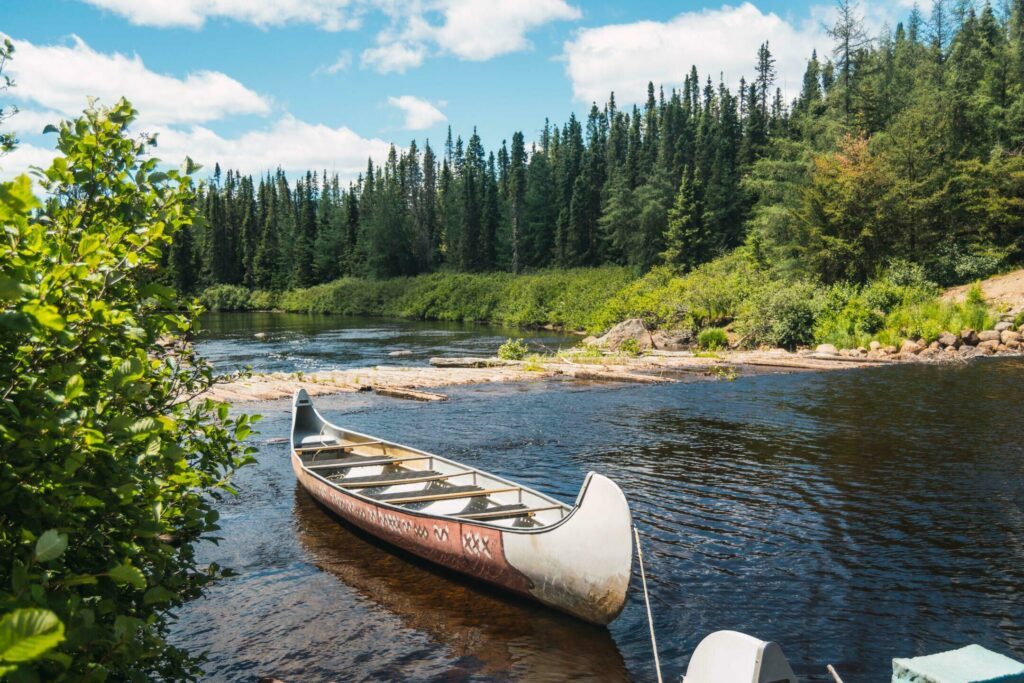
top-left (388, 349), bottom-right (413, 357)
top-left (595, 318), bottom-right (654, 351)
top-left (254, 332), bottom-right (267, 339)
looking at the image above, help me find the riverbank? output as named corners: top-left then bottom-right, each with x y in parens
top-left (197, 257), bottom-right (1024, 356)
top-left (204, 343), bottom-right (989, 404)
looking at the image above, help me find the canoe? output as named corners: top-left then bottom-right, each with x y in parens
top-left (290, 389), bottom-right (633, 625)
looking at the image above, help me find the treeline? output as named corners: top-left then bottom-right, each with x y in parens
top-left (170, 0), bottom-right (1024, 296)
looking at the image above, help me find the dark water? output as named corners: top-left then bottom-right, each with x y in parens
top-left (175, 315), bottom-right (1024, 682)
top-left (195, 312), bottom-right (576, 373)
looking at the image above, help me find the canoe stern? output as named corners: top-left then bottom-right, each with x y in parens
top-left (502, 472), bottom-right (633, 625)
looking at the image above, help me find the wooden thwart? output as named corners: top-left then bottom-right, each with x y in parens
top-left (294, 440), bottom-right (384, 454)
top-left (459, 504), bottom-right (564, 520)
top-left (340, 471), bottom-right (473, 489)
top-left (304, 454), bottom-right (430, 470)
top-left (381, 486), bottom-right (519, 505)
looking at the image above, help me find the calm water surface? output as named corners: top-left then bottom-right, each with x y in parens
top-left (176, 314), bottom-right (1024, 682)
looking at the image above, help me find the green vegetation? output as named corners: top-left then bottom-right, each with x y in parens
top-left (618, 338), bottom-right (641, 357)
top-left (174, 2), bottom-right (1023, 307)
top-left (0, 99), bottom-right (256, 679)
top-left (697, 328), bottom-right (729, 350)
top-left (497, 338), bottom-right (529, 360)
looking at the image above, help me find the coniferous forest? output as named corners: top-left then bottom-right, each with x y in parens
top-left (179, 1), bottom-right (1024, 295)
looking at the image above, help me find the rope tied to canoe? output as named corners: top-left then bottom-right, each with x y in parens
top-left (633, 525), bottom-right (663, 683)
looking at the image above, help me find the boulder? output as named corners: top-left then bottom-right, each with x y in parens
top-left (919, 347), bottom-right (940, 359)
top-left (960, 328), bottom-right (980, 346)
top-left (994, 321), bottom-right (1013, 332)
top-left (1000, 330), bottom-right (1022, 344)
top-left (855, 346), bottom-right (868, 356)
top-left (900, 339), bottom-right (923, 355)
top-left (815, 343), bottom-right (839, 355)
top-left (1019, 323), bottom-right (1024, 333)
top-left (937, 331), bottom-right (959, 348)
top-left (253, 332), bottom-right (268, 339)
top-left (944, 345), bottom-right (959, 355)
top-left (581, 336), bottom-right (599, 346)
top-left (651, 330), bottom-right (689, 350)
top-left (978, 330), bottom-right (1001, 342)
top-left (928, 340), bottom-right (941, 350)
top-left (960, 345), bottom-right (980, 359)
top-left (839, 348), bottom-right (851, 357)
top-left (595, 318), bottom-right (654, 351)
top-left (883, 345), bottom-right (898, 355)
top-left (1005, 339), bottom-right (1022, 350)
top-left (978, 343), bottom-right (995, 355)
top-left (869, 340), bottom-right (881, 351)
top-left (979, 339), bottom-right (1001, 351)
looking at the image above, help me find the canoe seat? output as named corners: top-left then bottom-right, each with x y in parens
top-left (336, 470), bottom-right (442, 486)
top-left (370, 485), bottom-right (482, 502)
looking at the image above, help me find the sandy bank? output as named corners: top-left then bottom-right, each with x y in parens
top-left (204, 349), bottom-right (904, 404)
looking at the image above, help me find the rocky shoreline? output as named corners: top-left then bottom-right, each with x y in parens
top-left (200, 314), bottom-right (1024, 404)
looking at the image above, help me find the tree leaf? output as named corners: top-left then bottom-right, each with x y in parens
top-left (64, 374), bottom-right (84, 401)
top-left (42, 124), bottom-right (58, 134)
top-left (143, 586), bottom-right (176, 605)
top-left (34, 529), bottom-right (68, 563)
top-left (21, 303), bottom-right (65, 331)
top-left (0, 608), bottom-right (66, 663)
top-left (107, 563), bottom-right (146, 590)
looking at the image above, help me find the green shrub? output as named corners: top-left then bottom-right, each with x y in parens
top-left (199, 284), bottom-right (251, 311)
top-left (0, 100), bottom-right (256, 679)
top-left (248, 289), bottom-right (280, 310)
top-left (697, 327), bottom-right (729, 350)
top-left (1014, 311), bottom-right (1024, 328)
top-left (737, 279), bottom-right (818, 349)
top-left (618, 337), bottom-right (641, 356)
top-left (497, 338), bottom-right (529, 360)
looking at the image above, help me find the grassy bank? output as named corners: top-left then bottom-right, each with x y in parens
top-left (198, 253), bottom-right (1000, 349)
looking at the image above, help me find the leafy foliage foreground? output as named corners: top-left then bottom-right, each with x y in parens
top-left (0, 99), bottom-right (256, 681)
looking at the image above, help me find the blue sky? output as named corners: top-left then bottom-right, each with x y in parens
top-left (2, 0), bottom-right (913, 181)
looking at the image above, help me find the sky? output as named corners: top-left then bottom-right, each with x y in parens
top-left (1, 0), bottom-right (915, 183)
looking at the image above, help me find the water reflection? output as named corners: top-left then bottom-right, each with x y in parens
top-left (170, 342), bottom-right (1024, 683)
top-left (293, 488), bottom-right (629, 682)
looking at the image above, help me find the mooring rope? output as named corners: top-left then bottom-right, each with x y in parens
top-left (633, 525), bottom-right (663, 683)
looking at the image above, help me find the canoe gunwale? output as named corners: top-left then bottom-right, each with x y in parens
top-left (290, 393), bottom-right (580, 534)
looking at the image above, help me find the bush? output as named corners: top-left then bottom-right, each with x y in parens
top-left (1015, 311), bottom-right (1024, 328)
top-left (737, 279), bottom-right (819, 349)
top-left (618, 337), bottom-right (641, 356)
top-left (199, 284), bottom-right (251, 311)
top-left (0, 100), bottom-right (256, 680)
top-left (497, 338), bottom-right (529, 360)
top-left (697, 327), bottom-right (729, 350)
top-left (248, 289), bottom-right (280, 310)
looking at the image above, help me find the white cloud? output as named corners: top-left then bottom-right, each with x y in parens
top-left (563, 2), bottom-right (829, 104)
top-left (387, 95), bottom-right (447, 130)
top-left (150, 116), bottom-right (392, 180)
top-left (313, 50), bottom-right (353, 76)
top-left (80, 0), bottom-right (363, 30)
top-left (4, 35), bottom-right (270, 126)
top-left (360, 42), bottom-right (427, 74)
top-left (3, 109), bottom-right (65, 136)
top-left (431, 0), bottom-right (581, 61)
top-left (0, 142), bottom-right (60, 179)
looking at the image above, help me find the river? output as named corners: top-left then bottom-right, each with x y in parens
top-left (173, 313), bottom-right (1024, 682)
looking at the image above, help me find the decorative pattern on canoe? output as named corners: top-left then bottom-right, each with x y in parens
top-left (293, 455), bottom-right (534, 596)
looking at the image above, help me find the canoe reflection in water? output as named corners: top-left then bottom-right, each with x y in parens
top-left (293, 486), bottom-right (630, 681)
